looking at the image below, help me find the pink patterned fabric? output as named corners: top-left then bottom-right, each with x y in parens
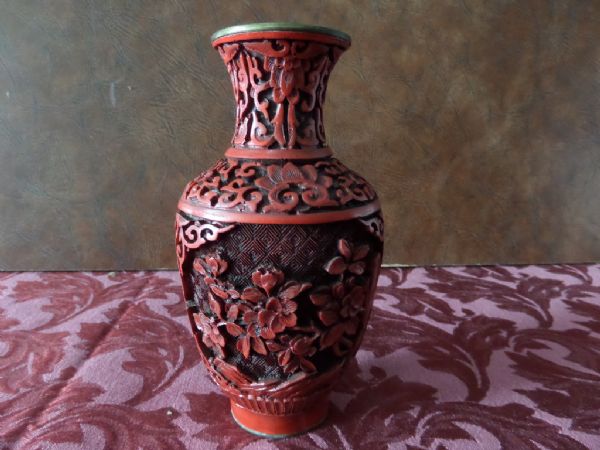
top-left (1, 266), bottom-right (599, 449)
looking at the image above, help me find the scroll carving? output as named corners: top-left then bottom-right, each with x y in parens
top-left (359, 212), bottom-right (385, 242)
top-left (216, 39), bottom-right (345, 149)
top-left (183, 158), bottom-right (377, 215)
top-left (175, 213), bottom-right (236, 275)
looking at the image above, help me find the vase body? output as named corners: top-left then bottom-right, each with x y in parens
top-left (175, 23), bottom-right (383, 437)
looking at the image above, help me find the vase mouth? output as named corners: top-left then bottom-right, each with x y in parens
top-left (211, 22), bottom-right (351, 47)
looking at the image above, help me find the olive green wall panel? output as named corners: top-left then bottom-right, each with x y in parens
top-left (0, 1), bottom-right (599, 269)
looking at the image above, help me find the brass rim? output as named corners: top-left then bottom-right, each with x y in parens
top-left (211, 22), bottom-right (351, 44)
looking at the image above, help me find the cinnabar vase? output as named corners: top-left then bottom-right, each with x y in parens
top-left (175, 22), bottom-right (383, 437)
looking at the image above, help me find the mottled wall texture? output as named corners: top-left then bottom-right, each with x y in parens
top-left (0, 1), bottom-right (599, 270)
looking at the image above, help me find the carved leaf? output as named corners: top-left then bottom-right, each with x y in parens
top-left (280, 298), bottom-right (298, 314)
top-left (280, 69), bottom-right (294, 98)
top-left (213, 358), bottom-right (254, 387)
top-left (321, 324), bottom-right (346, 349)
top-left (226, 304), bottom-right (239, 321)
top-left (269, 316), bottom-right (285, 334)
top-left (281, 314), bottom-right (297, 328)
top-left (349, 261), bottom-right (366, 275)
top-left (299, 358), bottom-right (317, 373)
top-left (251, 271), bottom-right (263, 288)
top-left (353, 245), bottom-right (370, 261)
top-left (241, 287), bottom-right (264, 303)
top-left (273, 104), bottom-right (286, 146)
top-left (260, 327), bottom-right (276, 340)
top-left (266, 340), bottom-right (285, 352)
top-left (208, 296), bottom-right (223, 319)
top-left (242, 310), bottom-right (257, 325)
top-left (345, 318), bottom-right (359, 335)
top-left (252, 337), bottom-right (268, 355)
top-left (192, 258), bottom-right (206, 276)
top-left (237, 335), bottom-right (251, 359)
top-left (278, 348), bottom-right (292, 366)
top-left (332, 281), bottom-right (346, 298)
top-left (338, 239), bottom-right (353, 260)
top-left (257, 309), bottom-right (272, 328)
top-left (209, 284), bottom-right (229, 300)
top-left (310, 292), bottom-right (331, 306)
top-left (324, 256), bottom-right (347, 275)
top-left (291, 337), bottom-right (314, 355)
top-left (279, 282), bottom-right (311, 301)
top-left (225, 323), bottom-right (243, 337)
top-left (206, 257), bottom-right (228, 276)
top-left (319, 309), bottom-right (340, 327)
top-left (301, 164), bottom-right (318, 182)
top-left (252, 270), bottom-right (283, 295)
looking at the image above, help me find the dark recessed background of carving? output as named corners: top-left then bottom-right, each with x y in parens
top-left (1, 1), bottom-right (600, 269)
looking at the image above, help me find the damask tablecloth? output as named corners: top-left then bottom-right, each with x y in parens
top-left (1, 266), bottom-right (599, 449)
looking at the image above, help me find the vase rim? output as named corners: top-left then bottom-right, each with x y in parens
top-left (211, 22), bottom-right (351, 46)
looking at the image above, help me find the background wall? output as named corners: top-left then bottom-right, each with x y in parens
top-left (0, 0), bottom-right (599, 270)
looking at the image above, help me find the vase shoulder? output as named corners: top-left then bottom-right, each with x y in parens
top-left (177, 157), bottom-right (380, 225)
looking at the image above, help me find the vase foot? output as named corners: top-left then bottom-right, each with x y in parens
top-left (230, 400), bottom-right (329, 438)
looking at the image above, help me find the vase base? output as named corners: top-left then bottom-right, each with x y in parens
top-left (230, 400), bottom-right (329, 438)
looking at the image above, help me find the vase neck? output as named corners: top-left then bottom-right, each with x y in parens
top-left (214, 36), bottom-right (349, 155)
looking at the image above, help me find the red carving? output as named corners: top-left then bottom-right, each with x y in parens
top-left (191, 255), bottom-right (318, 366)
top-left (310, 239), bottom-right (372, 356)
top-left (255, 161), bottom-right (336, 212)
top-left (217, 39), bottom-right (344, 149)
top-left (189, 236), bottom-right (379, 382)
top-left (266, 334), bottom-right (319, 374)
top-left (317, 159), bottom-right (377, 205)
top-left (182, 160), bottom-right (263, 213)
top-left (182, 158), bottom-right (377, 216)
top-left (193, 311), bottom-right (226, 357)
top-left (174, 214), bottom-right (235, 300)
top-left (324, 238), bottom-right (370, 276)
top-left (176, 25), bottom-right (383, 437)
top-left (359, 212), bottom-right (385, 242)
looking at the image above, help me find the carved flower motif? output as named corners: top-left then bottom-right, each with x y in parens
top-left (206, 280), bottom-right (242, 319)
top-left (310, 281), bottom-right (367, 355)
top-left (267, 335), bottom-right (318, 374)
top-left (324, 239), bottom-right (370, 276)
top-left (223, 315), bottom-right (268, 359)
top-left (193, 312), bottom-right (226, 357)
top-left (255, 162), bottom-right (336, 212)
top-left (269, 55), bottom-right (302, 103)
top-left (245, 268), bottom-right (285, 297)
top-left (194, 254), bottom-right (241, 321)
top-left (240, 268), bottom-right (311, 339)
top-left (194, 253), bottom-right (228, 283)
top-left (255, 162), bottom-right (328, 191)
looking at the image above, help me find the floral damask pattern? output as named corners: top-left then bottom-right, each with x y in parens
top-left (2, 265), bottom-right (600, 449)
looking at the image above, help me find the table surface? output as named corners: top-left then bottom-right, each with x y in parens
top-left (1, 266), bottom-right (599, 449)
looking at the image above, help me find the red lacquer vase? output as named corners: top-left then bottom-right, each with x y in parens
top-left (175, 23), bottom-right (383, 437)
